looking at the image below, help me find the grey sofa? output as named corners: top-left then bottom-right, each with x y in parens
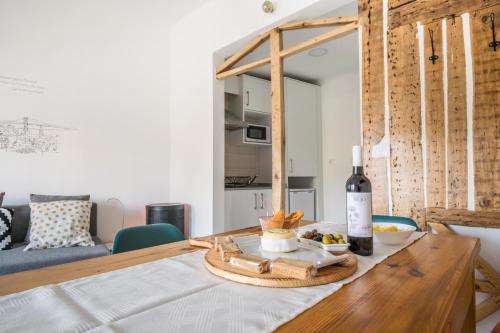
top-left (0, 203), bottom-right (110, 275)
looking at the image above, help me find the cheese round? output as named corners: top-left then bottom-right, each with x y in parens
top-left (261, 229), bottom-right (298, 252)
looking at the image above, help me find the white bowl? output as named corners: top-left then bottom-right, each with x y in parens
top-left (373, 223), bottom-right (416, 245)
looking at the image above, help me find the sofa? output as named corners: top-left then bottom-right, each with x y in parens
top-left (0, 203), bottom-right (110, 275)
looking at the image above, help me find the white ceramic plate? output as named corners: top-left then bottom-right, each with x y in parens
top-left (232, 234), bottom-right (347, 268)
top-left (373, 222), bottom-right (416, 245)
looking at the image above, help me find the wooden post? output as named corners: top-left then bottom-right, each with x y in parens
top-left (270, 28), bottom-right (285, 212)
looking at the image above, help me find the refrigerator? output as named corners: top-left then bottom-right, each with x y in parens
top-left (288, 188), bottom-right (316, 221)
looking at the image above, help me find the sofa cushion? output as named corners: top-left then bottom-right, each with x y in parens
top-left (25, 201), bottom-right (94, 251)
top-left (0, 237), bottom-right (109, 275)
top-left (0, 208), bottom-right (14, 250)
top-left (27, 194), bottom-right (97, 242)
top-left (2, 205), bottom-right (30, 244)
top-left (30, 194), bottom-right (91, 202)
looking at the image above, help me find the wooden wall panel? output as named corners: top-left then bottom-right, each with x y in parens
top-left (446, 16), bottom-right (468, 209)
top-left (359, 0), bottom-right (389, 214)
top-left (424, 20), bottom-right (446, 207)
top-left (389, 0), bottom-right (500, 29)
top-left (471, 5), bottom-right (500, 211)
top-left (388, 23), bottom-right (425, 228)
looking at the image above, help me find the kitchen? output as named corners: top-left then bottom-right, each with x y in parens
top-left (223, 2), bottom-right (361, 232)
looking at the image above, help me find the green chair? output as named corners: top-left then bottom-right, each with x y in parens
top-left (112, 224), bottom-right (185, 254)
top-left (373, 215), bottom-right (420, 231)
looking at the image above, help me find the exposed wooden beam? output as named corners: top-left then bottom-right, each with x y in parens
top-left (279, 16), bottom-right (358, 31)
top-left (476, 296), bottom-right (500, 322)
top-left (476, 280), bottom-right (499, 296)
top-left (388, 0), bottom-right (500, 30)
top-left (216, 31), bottom-right (270, 74)
top-left (426, 208), bottom-right (500, 228)
top-left (477, 257), bottom-right (500, 291)
top-left (270, 28), bottom-right (285, 212)
top-left (216, 57), bottom-right (270, 80)
top-left (280, 22), bottom-right (358, 59)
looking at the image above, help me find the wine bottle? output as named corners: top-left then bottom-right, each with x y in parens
top-left (346, 145), bottom-right (373, 256)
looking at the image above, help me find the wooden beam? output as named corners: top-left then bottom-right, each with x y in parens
top-left (476, 279), bottom-right (499, 296)
top-left (476, 296), bottom-right (500, 322)
top-left (388, 0), bottom-right (500, 30)
top-left (279, 16), bottom-right (358, 30)
top-left (446, 16), bottom-right (468, 209)
top-left (359, 0), bottom-right (390, 215)
top-left (280, 22), bottom-right (358, 59)
top-left (216, 57), bottom-right (270, 80)
top-left (424, 20), bottom-right (446, 208)
top-left (477, 257), bottom-right (500, 291)
top-left (388, 23), bottom-right (425, 229)
top-left (270, 28), bottom-right (285, 212)
top-left (471, 5), bottom-right (500, 211)
top-left (216, 31), bottom-right (270, 74)
top-left (426, 208), bottom-right (500, 228)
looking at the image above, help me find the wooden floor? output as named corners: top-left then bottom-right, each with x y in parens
top-left (0, 224), bottom-right (480, 333)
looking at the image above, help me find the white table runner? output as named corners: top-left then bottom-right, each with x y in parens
top-left (0, 223), bottom-right (425, 333)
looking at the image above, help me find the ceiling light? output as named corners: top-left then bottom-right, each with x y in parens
top-left (308, 48), bottom-right (328, 57)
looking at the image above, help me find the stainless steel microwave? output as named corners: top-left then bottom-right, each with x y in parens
top-left (244, 124), bottom-right (271, 144)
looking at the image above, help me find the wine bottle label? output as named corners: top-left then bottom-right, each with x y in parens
top-left (346, 193), bottom-right (372, 237)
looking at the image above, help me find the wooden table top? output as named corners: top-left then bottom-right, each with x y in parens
top-left (0, 224), bottom-right (480, 333)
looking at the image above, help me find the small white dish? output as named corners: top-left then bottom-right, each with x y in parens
top-left (260, 236), bottom-right (298, 252)
top-left (298, 237), bottom-right (350, 253)
top-left (373, 222), bottom-right (416, 245)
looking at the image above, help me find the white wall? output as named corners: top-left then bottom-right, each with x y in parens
top-left (0, 0), bottom-right (203, 242)
top-left (320, 69), bottom-right (361, 223)
top-left (169, 0), bottom-right (353, 236)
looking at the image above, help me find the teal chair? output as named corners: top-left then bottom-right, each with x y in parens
top-left (112, 224), bottom-right (185, 254)
top-left (373, 215), bottom-right (420, 231)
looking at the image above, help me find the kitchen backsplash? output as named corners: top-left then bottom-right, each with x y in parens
top-left (225, 130), bottom-right (272, 183)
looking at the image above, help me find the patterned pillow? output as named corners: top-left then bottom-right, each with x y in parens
top-left (0, 208), bottom-right (14, 251)
top-left (25, 201), bottom-right (95, 251)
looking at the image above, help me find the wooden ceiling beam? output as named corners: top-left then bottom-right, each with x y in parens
top-left (280, 22), bottom-right (358, 59)
top-left (216, 56), bottom-right (270, 80)
top-left (279, 16), bottom-right (358, 30)
top-left (216, 31), bottom-right (270, 74)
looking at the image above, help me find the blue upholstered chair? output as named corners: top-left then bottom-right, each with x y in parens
top-left (112, 224), bottom-right (185, 254)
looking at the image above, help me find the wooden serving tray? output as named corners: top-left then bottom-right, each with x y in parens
top-left (204, 247), bottom-right (358, 288)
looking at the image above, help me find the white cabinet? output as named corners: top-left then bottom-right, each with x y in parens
top-left (224, 189), bottom-right (272, 231)
top-left (240, 75), bottom-right (271, 114)
top-left (285, 78), bottom-right (320, 177)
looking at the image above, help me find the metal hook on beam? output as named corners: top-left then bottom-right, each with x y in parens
top-left (428, 28), bottom-right (439, 64)
top-left (489, 13), bottom-right (500, 51)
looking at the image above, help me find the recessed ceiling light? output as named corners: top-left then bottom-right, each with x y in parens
top-left (308, 47), bottom-right (328, 57)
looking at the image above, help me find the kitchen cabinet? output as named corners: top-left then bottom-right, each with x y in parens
top-left (224, 189), bottom-right (272, 231)
top-left (240, 75), bottom-right (271, 114)
top-left (285, 78), bottom-right (320, 177)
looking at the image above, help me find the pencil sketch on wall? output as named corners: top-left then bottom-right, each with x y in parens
top-left (0, 117), bottom-right (75, 154)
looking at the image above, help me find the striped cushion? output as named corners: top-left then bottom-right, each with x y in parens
top-left (0, 208), bottom-right (13, 251)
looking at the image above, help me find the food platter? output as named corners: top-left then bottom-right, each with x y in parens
top-left (203, 234), bottom-right (358, 288)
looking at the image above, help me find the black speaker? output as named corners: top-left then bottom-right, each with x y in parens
top-left (146, 203), bottom-right (188, 238)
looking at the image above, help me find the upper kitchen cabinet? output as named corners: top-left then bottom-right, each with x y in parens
top-left (240, 75), bottom-right (271, 115)
top-left (285, 77), bottom-right (320, 177)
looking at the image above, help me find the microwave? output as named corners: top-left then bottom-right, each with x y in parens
top-left (244, 124), bottom-right (271, 144)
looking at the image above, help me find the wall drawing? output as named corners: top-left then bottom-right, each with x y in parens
top-left (0, 117), bottom-right (75, 154)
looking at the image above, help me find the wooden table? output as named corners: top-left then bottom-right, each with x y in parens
top-left (0, 225), bottom-right (480, 333)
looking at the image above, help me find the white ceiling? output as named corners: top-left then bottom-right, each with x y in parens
top-left (233, 2), bottom-right (359, 83)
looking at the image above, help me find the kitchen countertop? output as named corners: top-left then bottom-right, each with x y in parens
top-left (224, 183), bottom-right (272, 191)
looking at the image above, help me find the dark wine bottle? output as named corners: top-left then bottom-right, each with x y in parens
top-left (346, 146), bottom-right (373, 256)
